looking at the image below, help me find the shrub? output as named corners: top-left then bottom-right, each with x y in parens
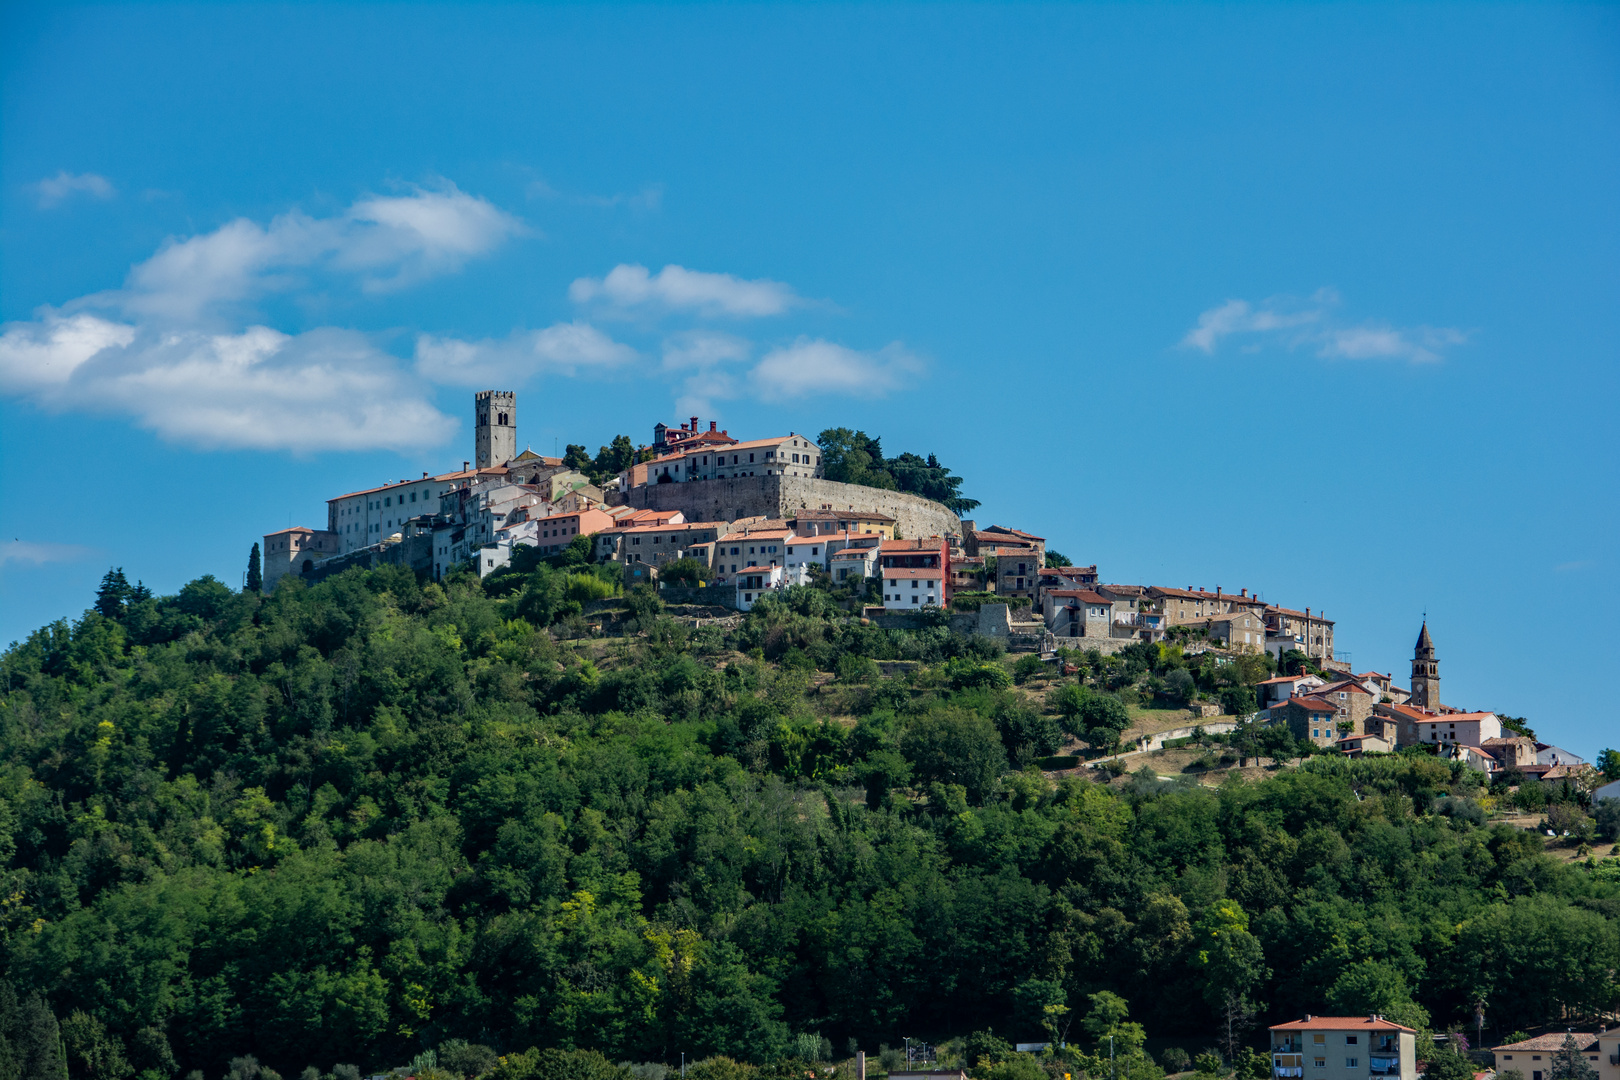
top-left (1160, 1049), bottom-right (1191, 1073)
top-left (1596, 798), bottom-right (1620, 841)
top-left (1013, 654), bottom-right (1046, 685)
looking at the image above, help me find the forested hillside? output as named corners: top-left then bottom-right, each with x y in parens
top-left (0, 565), bottom-right (1616, 1080)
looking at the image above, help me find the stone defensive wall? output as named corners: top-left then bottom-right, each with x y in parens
top-left (622, 475), bottom-right (963, 539)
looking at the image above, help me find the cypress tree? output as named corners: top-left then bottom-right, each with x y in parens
top-left (246, 542), bottom-right (264, 593)
top-left (94, 567), bottom-right (130, 619)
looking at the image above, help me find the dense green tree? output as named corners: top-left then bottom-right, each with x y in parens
top-left (1596, 747), bottom-right (1620, 781)
top-left (1043, 551), bottom-right (1072, 568)
top-left (93, 567), bottom-right (130, 619)
top-left (246, 542), bottom-right (264, 593)
top-left (0, 565), bottom-right (1615, 1078)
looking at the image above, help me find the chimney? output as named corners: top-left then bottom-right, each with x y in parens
top-left (463, 461), bottom-right (470, 471)
top-left (1217, 586), bottom-right (1222, 597)
top-left (691, 416), bottom-right (699, 431)
top-left (1241, 588), bottom-right (1248, 598)
top-left (710, 421), bottom-right (718, 431)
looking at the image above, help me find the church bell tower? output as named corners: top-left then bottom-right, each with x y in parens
top-left (475, 391), bottom-right (516, 469)
top-left (1411, 621), bottom-right (1440, 711)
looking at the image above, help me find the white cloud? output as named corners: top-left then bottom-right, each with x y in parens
top-left (0, 540), bottom-right (97, 567)
top-left (0, 311), bottom-right (452, 452)
top-left (33, 171), bottom-right (116, 208)
top-left (1180, 289), bottom-right (1467, 364)
top-left (748, 337), bottom-right (923, 402)
top-left (569, 263), bottom-right (799, 317)
top-left (116, 181), bottom-right (525, 322)
top-left (0, 312), bottom-right (136, 392)
top-left (0, 181), bottom-right (528, 451)
top-left (415, 322), bottom-right (636, 386)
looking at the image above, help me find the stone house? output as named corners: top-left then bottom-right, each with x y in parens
top-left (596, 520), bottom-right (726, 568)
top-left (1311, 678), bottom-right (1378, 734)
top-left (1264, 605), bottom-right (1337, 662)
top-left (1188, 609), bottom-right (1270, 651)
top-left (1480, 735), bottom-right (1538, 771)
top-left (968, 526), bottom-right (1046, 599)
top-left (1270, 695), bottom-right (1346, 748)
top-left (262, 527), bottom-right (341, 591)
top-left (1041, 589), bottom-right (1116, 639)
top-left (1150, 586), bottom-right (1266, 625)
top-left (1256, 671), bottom-right (1327, 708)
top-left (712, 527), bottom-right (794, 579)
top-left (787, 508), bottom-right (896, 539)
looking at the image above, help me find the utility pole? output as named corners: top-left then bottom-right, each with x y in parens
top-left (1110, 1036), bottom-right (1115, 1080)
top-left (682, 1054), bottom-right (686, 1078)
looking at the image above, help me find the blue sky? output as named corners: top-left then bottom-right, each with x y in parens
top-left (2, 4), bottom-right (1616, 756)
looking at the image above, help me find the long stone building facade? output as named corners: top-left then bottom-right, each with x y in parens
top-left (619, 474), bottom-right (963, 543)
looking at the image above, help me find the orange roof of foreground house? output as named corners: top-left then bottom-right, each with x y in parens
top-left (882, 567), bottom-right (944, 579)
top-left (1271, 1017), bottom-right (1416, 1034)
top-left (1287, 696), bottom-right (1338, 713)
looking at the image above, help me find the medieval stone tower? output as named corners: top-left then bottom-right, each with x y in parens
top-left (475, 390), bottom-right (516, 469)
top-left (1411, 621), bottom-right (1440, 711)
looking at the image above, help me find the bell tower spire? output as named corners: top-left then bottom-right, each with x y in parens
top-left (1411, 619), bottom-right (1440, 711)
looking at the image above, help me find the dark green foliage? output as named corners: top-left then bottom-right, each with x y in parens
top-left (816, 428), bottom-right (979, 513)
top-left (245, 544), bottom-right (264, 594)
top-left (1218, 685), bottom-right (1255, 717)
top-left (660, 557), bottom-right (710, 585)
top-left (1597, 747), bottom-right (1620, 781)
top-left (0, 566), bottom-right (1615, 1080)
top-left (1043, 551), bottom-right (1072, 568)
top-left (94, 567), bottom-right (130, 619)
top-left (1597, 797), bottom-right (1620, 841)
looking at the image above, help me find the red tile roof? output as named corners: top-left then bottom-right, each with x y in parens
top-left (1050, 590), bottom-right (1111, 603)
top-left (1270, 1017), bottom-right (1416, 1034)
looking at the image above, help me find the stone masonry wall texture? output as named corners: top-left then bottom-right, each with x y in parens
top-left (629, 475), bottom-right (963, 541)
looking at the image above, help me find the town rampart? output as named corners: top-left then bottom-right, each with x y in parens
top-left (625, 475), bottom-right (962, 540)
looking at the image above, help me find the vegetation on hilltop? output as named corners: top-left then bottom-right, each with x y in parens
top-left (816, 429), bottom-right (980, 514)
top-left (0, 565), bottom-right (1616, 1080)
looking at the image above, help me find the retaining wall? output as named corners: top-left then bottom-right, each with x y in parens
top-left (625, 475), bottom-right (963, 541)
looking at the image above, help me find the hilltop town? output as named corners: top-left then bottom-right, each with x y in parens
top-left (258, 391), bottom-right (1607, 791)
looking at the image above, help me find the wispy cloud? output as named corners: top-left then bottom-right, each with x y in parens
top-left (112, 181), bottom-right (526, 322)
top-left (33, 171), bottom-right (116, 208)
top-left (1554, 560), bottom-right (1595, 573)
top-left (748, 337), bottom-right (923, 402)
top-left (1180, 289), bottom-right (1468, 364)
top-left (0, 540), bottom-right (97, 567)
top-left (0, 312), bottom-right (453, 452)
top-left (570, 264), bottom-right (799, 318)
top-left (414, 322), bottom-right (637, 386)
top-left (0, 180), bottom-right (537, 452)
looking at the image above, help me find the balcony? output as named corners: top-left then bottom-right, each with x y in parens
top-left (1369, 1057), bottom-right (1401, 1076)
top-left (1273, 1069), bottom-right (1303, 1078)
top-left (1273, 1044), bottom-right (1303, 1055)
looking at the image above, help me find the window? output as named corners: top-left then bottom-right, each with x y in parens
top-left (1313, 1037), bottom-right (1325, 1045)
top-left (1345, 1061), bottom-right (1357, 1069)
top-left (1346, 1038), bottom-right (1357, 1046)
